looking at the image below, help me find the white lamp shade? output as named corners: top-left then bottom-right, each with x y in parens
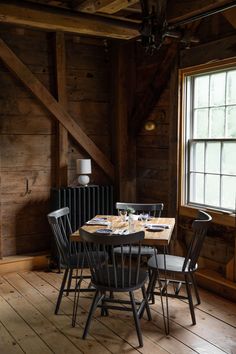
top-left (76, 159), bottom-right (92, 175)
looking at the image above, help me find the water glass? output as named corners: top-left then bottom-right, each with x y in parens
top-left (119, 210), bottom-right (127, 222)
top-left (128, 214), bottom-right (135, 232)
top-left (141, 212), bottom-right (149, 225)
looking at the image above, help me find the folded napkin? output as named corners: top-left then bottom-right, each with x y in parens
top-left (86, 218), bottom-right (108, 226)
top-left (113, 229), bottom-right (128, 235)
top-left (145, 223), bottom-right (170, 229)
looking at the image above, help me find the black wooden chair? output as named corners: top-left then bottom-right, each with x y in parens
top-left (47, 207), bottom-right (95, 321)
top-left (80, 228), bottom-right (151, 348)
top-left (147, 210), bottom-right (212, 325)
top-left (116, 202), bottom-right (163, 218)
top-left (115, 202), bottom-right (164, 257)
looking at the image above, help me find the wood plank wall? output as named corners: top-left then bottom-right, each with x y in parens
top-left (65, 35), bottom-right (112, 186)
top-left (0, 26), bottom-right (55, 257)
top-left (135, 45), bottom-right (174, 216)
top-left (0, 25), bottom-right (112, 258)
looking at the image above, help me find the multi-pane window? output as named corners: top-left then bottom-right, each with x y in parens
top-left (184, 67), bottom-right (236, 213)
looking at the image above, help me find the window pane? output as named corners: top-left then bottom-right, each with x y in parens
top-left (194, 75), bottom-right (209, 108)
top-left (193, 108), bottom-right (208, 138)
top-left (209, 107), bottom-right (225, 137)
top-left (189, 172), bottom-right (204, 204)
top-left (205, 142), bottom-right (221, 173)
top-left (190, 142), bottom-right (204, 172)
top-left (221, 176), bottom-right (236, 211)
top-left (222, 142), bottom-right (236, 174)
top-left (210, 72), bottom-right (225, 106)
top-left (226, 70), bottom-right (236, 105)
top-left (205, 174), bottom-right (220, 207)
top-left (226, 106), bottom-right (236, 138)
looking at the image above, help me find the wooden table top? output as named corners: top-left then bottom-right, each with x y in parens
top-left (71, 215), bottom-right (175, 246)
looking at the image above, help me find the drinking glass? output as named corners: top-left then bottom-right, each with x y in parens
top-left (119, 209), bottom-right (127, 222)
top-left (141, 212), bottom-right (149, 226)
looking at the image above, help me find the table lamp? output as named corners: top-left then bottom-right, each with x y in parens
top-left (76, 159), bottom-right (91, 186)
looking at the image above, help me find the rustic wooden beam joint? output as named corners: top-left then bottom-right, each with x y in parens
top-left (0, 0), bottom-right (139, 40)
top-left (0, 37), bottom-right (114, 180)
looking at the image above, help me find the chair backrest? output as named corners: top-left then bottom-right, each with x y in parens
top-left (183, 210), bottom-right (212, 271)
top-left (115, 202), bottom-right (164, 217)
top-left (47, 207), bottom-right (75, 267)
top-left (80, 228), bottom-right (145, 290)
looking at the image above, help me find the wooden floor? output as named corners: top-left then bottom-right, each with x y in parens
top-left (0, 270), bottom-right (236, 354)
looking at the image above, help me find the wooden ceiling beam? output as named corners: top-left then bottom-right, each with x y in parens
top-left (0, 1), bottom-right (139, 40)
top-left (167, 0), bottom-right (236, 26)
top-left (223, 7), bottom-right (236, 28)
top-left (0, 37), bottom-right (114, 180)
top-left (78, 0), bottom-right (140, 15)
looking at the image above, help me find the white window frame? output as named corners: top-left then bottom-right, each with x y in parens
top-left (179, 58), bottom-right (236, 227)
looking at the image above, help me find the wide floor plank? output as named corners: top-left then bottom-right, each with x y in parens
top-left (0, 270), bottom-right (235, 354)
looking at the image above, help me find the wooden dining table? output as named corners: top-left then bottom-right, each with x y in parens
top-left (70, 215), bottom-right (175, 247)
top-left (70, 215), bottom-right (175, 334)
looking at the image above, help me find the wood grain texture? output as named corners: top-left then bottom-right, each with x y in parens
top-left (55, 31), bottom-right (68, 187)
top-left (111, 42), bottom-right (136, 201)
top-left (0, 270), bottom-right (235, 352)
top-left (0, 37), bottom-right (114, 180)
top-left (0, 1), bottom-right (139, 40)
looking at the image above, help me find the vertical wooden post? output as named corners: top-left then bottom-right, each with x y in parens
top-left (55, 32), bottom-right (68, 187)
top-left (111, 42), bottom-right (136, 201)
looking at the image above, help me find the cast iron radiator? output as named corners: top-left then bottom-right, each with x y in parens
top-left (51, 185), bottom-right (114, 232)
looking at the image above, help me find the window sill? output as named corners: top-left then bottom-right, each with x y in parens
top-left (179, 205), bottom-right (235, 228)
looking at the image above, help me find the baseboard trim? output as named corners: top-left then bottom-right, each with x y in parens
top-left (0, 252), bottom-right (50, 275)
top-left (196, 268), bottom-right (236, 302)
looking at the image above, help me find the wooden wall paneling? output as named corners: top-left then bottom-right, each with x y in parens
top-left (180, 34), bottom-right (236, 68)
top-left (55, 32), bottom-right (68, 187)
top-left (111, 42), bottom-right (136, 201)
top-left (0, 131), bottom-right (53, 256)
top-left (65, 36), bottom-right (111, 186)
top-left (136, 83), bottom-right (170, 214)
top-left (0, 26), bottom-right (54, 257)
top-left (132, 43), bottom-right (177, 136)
top-left (0, 37), bottom-right (114, 180)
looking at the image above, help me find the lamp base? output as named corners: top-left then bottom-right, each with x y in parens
top-left (78, 175), bottom-right (90, 186)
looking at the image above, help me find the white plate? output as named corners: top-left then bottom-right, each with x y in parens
top-left (95, 228), bottom-right (113, 234)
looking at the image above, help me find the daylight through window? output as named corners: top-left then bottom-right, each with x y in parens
top-left (183, 65), bottom-right (236, 213)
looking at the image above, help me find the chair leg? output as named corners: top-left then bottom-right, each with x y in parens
top-left (82, 290), bottom-right (102, 339)
top-left (55, 268), bottom-right (69, 314)
top-left (185, 274), bottom-right (196, 325)
top-left (129, 291), bottom-right (143, 347)
top-left (66, 268), bottom-right (73, 296)
top-left (190, 272), bottom-right (201, 305)
top-left (148, 268), bottom-right (155, 304)
top-left (141, 286), bottom-right (152, 321)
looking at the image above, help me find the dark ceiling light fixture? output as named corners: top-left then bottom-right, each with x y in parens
top-left (139, 0), bottom-right (236, 53)
top-left (139, 0), bottom-right (181, 53)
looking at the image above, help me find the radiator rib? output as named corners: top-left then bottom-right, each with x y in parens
top-left (51, 185), bottom-right (114, 232)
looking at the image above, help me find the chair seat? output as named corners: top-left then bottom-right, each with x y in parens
top-left (148, 254), bottom-right (198, 273)
top-left (92, 266), bottom-right (148, 291)
top-left (114, 245), bottom-right (155, 256)
top-left (65, 251), bottom-right (106, 269)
